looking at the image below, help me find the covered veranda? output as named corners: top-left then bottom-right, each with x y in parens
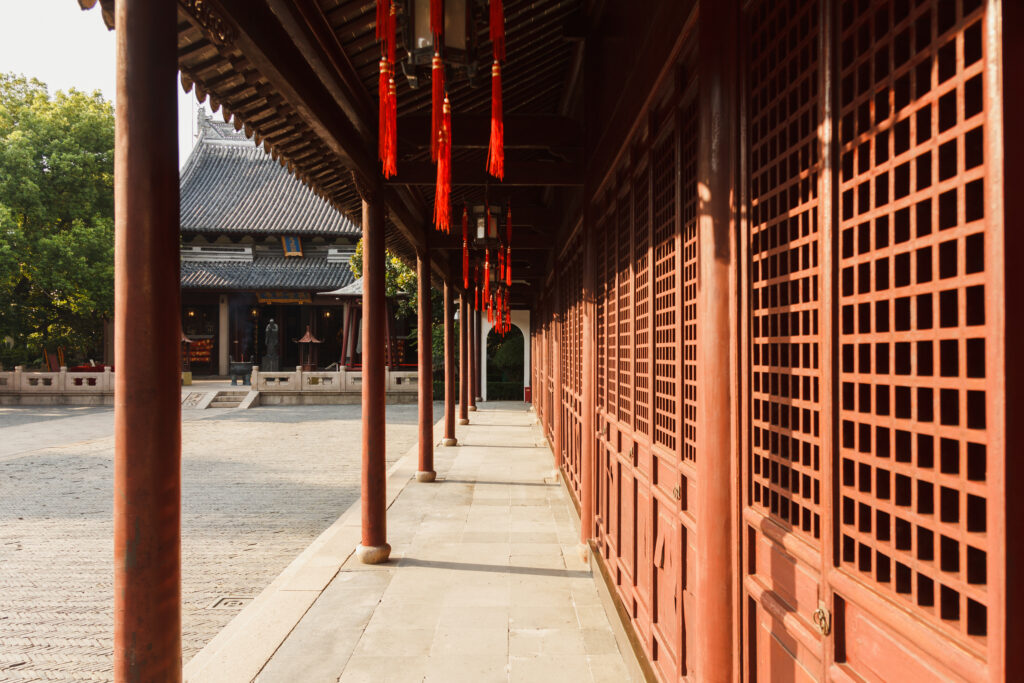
top-left (81, 0), bottom-right (1016, 681)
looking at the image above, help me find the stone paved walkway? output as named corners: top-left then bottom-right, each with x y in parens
top-left (0, 403), bottom-right (434, 682)
top-left (188, 404), bottom-right (632, 683)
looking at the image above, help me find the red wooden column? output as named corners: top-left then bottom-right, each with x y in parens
top-left (474, 310), bottom-right (483, 403)
top-left (1001, 2), bottom-right (1020, 676)
top-left (695, 0), bottom-right (738, 680)
top-left (468, 309), bottom-right (478, 410)
top-left (580, 222), bottom-right (596, 546)
top-left (442, 282), bottom-right (457, 446)
top-left (356, 191), bottom-right (390, 564)
top-left (112, 0), bottom-right (182, 679)
top-left (415, 245), bottom-right (436, 482)
top-left (458, 294), bottom-right (470, 424)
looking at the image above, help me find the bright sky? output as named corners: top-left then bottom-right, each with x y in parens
top-left (0, 0), bottom-right (199, 167)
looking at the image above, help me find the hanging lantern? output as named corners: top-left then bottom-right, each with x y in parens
top-left (401, 0), bottom-right (480, 88)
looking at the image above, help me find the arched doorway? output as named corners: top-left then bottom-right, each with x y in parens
top-left (485, 324), bottom-right (524, 400)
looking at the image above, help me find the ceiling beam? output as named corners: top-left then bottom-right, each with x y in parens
top-left (387, 161), bottom-right (584, 187)
top-left (211, 0), bottom-right (376, 186)
top-left (397, 114), bottom-right (582, 149)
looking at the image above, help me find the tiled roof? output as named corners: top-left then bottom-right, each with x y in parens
top-left (179, 112), bottom-right (360, 236)
top-left (320, 278), bottom-right (363, 297)
top-left (181, 258), bottom-right (355, 291)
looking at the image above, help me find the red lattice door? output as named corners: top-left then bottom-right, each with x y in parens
top-left (744, 0), bottom-right (832, 679)
top-left (743, 0), bottom-right (1001, 681)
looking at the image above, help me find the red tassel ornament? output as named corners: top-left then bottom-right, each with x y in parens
top-left (462, 206), bottom-right (469, 289)
top-left (431, 54), bottom-right (445, 162)
top-left (484, 248), bottom-right (491, 306)
top-left (490, 0), bottom-right (505, 61)
top-left (487, 61), bottom-right (504, 179)
top-left (433, 96), bottom-right (452, 232)
top-left (377, 2), bottom-right (397, 178)
top-left (430, 0), bottom-right (443, 40)
top-left (505, 203), bottom-right (512, 285)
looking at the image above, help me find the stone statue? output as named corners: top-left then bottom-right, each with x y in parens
top-left (263, 318), bottom-right (280, 371)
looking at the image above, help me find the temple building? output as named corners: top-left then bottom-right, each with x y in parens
top-left (179, 110), bottom-right (359, 375)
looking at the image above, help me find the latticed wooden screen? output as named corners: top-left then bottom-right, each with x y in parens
top-left (652, 124), bottom-right (679, 454)
top-left (748, 0), bottom-right (824, 542)
top-left (530, 1), bottom-right (1004, 680)
top-left (559, 234), bottom-right (584, 499)
top-left (836, 0), bottom-right (991, 649)
top-left (634, 166), bottom-right (652, 440)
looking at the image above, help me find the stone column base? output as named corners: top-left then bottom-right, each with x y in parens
top-left (415, 470), bottom-right (437, 482)
top-left (355, 543), bottom-right (391, 564)
top-left (458, 418), bottom-right (469, 425)
top-left (442, 437), bottom-right (458, 447)
top-left (468, 406), bottom-right (477, 411)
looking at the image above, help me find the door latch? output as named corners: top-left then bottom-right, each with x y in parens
top-left (812, 603), bottom-right (831, 636)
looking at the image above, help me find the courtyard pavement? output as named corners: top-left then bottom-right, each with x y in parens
top-left (186, 403), bottom-right (634, 683)
top-left (0, 402), bottom-right (433, 681)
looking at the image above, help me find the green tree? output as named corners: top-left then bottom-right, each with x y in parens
top-left (0, 74), bottom-right (115, 367)
top-left (348, 238), bottom-right (418, 319)
top-left (348, 238), bottom-right (452, 381)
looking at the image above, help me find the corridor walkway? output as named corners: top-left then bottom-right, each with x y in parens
top-left (185, 403), bottom-right (633, 683)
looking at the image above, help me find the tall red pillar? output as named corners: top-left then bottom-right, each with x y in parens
top-left (468, 309), bottom-right (478, 410)
top-left (458, 294), bottom-right (470, 424)
top-left (112, 1), bottom-right (182, 679)
top-left (442, 282), bottom-right (457, 446)
top-left (416, 245), bottom-right (436, 482)
top-left (580, 223), bottom-right (596, 547)
top-left (696, 0), bottom-right (738, 679)
top-left (356, 192), bottom-right (390, 564)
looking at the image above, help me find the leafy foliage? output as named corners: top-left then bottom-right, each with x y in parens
top-left (0, 74), bottom-right (115, 367)
top-left (348, 238), bottom-right (418, 319)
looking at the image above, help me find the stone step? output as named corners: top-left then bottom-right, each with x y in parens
top-left (209, 400), bottom-right (242, 408)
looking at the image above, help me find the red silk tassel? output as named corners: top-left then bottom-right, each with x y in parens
top-left (487, 62), bottom-right (504, 179)
top-left (431, 54), bottom-right (445, 162)
top-left (490, 0), bottom-right (505, 61)
top-left (484, 248), bottom-right (491, 307)
top-left (462, 206), bottom-right (469, 289)
top-left (433, 96), bottom-right (452, 232)
top-left (376, 2), bottom-right (397, 177)
top-left (430, 0), bottom-right (443, 40)
top-left (378, 59), bottom-right (389, 165)
top-left (505, 204), bottom-right (512, 285)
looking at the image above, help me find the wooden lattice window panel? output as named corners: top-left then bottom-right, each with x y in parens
top-left (597, 213), bottom-right (607, 412)
top-left (681, 97), bottom-right (698, 463)
top-left (748, 0), bottom-right (823, 541)
top-left (617, 195), bottom-right (633, 426)
top-left (837, 0), bottom-right (990, 641)
top-left (634, 165), bottom-right (652, 439)
top-left (607, 203), bottom-right (619, 421)
top-left (652, 129), bottom-right (678, 451)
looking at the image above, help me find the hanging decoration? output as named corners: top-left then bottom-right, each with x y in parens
top-left (484, 245), bottom-right (491, 306)
top-left (376, 1), bottom-right (397, 177)
top-left (462, 205), bottom-right (469, 289)
top-left (431, 54), bottom-right (445, 162)
top-left (486, 0), bottom-right (505, 179)
top-left (433, 96), bottom-right (452, 232)
top-left (505, 203), bottom-right (512, 285)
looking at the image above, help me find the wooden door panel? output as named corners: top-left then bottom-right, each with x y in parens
top-left (835, 596), bottom-right (952, 683)
top-left (652, 499), bottom-right (681, 682)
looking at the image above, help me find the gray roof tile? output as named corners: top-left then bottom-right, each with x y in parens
top-left (179, 114), bottom-right (360, 236)
top-left (181, 257), bottom-right (355, 291)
